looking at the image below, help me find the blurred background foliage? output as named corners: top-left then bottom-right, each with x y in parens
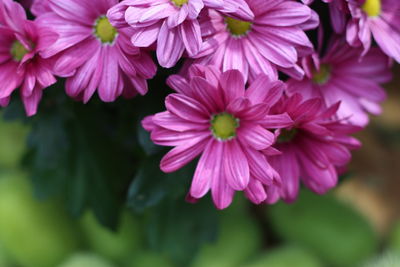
top-left (0, 65), bottom-right (399, 267)
top-left (0, 0), bottom-right (400, 265)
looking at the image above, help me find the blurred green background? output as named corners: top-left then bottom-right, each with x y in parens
top-left (0, 65), bottom-right (399, 267)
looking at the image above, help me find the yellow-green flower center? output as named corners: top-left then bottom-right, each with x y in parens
top-left (362, 0), bottom-right (381, 17)
top-left (277, 129), bottom-right (298, 143)
top-left (225, 17), bottom-right (252, 37)
top-left (312, 64), bottom-right (331, 85)
top-left (10, 41), bottom-right (29, 62)
top-left (171, 0), bottom-right (188, 7)
top-left (211, 113), bottom-right (239, 140)
top-left (94, 16), bottom-right (118, 44)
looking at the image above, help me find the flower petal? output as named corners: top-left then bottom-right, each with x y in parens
top-left (190, 139), bottom-right (224, 198)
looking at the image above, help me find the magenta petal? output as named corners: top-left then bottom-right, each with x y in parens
top-left (98, 46), bottom-right (121, 102)
top-left (244, 179), bottom-right (267, 204)
top-left (22, 87), bottom-right (43, 117)
top-left (223, 139), bottom-right (250, 190)
top-left (246, 76), bottom-right (284, 105)
top-left (244, 147), bottom-right (275, 186)
top-left (167, 4), bottom-right (189, 28)
top-left (238, 123), bottom-right (274, 150)
top-left (211, 169), bottom-right (235, 209)
top-left (220, 69), bottom-right (245, 103)
top-left (131, 23), bottom-right (161, 47)
top-left (156, 21), bottom-right (185, 67)
top-left (300, 158), bottom-right (337, 194)
top-left (65, 46), bottom-right (101, 98)
top-left (191, 76), bottom-right (224, 113)
top-left (151, 128), bottom-right (209, 146)
top-left (53, 38), bottom-right (98, 77)
top-left (264, 185), bottom-right (281, 204)
top-left (180, 20), bottom-right (202, 57)
top-left (0, 62), bottom-right (21, 98)
top-left (260, 113), bottom-right (293, 129)
top-left (47, 0), bottom-right (97, 25)
top-left (139, 3), bottom-right (173, 23)
top-left (188, 0), bottom-right (204, 19)
top-left (270, 147), bottom-right (300, 202)
top-left (152, 111), bottom-right (208, 132)
top-left (141, 115), bottom-right (156, 131)
top-left (165, 93), bottom-right (209, 122)
top-left (190, 139), bottom-right (223, 198)
top-left (166, 74), bottom-right (191, 95)
top-left (160, 136), bottom-right (208, 172)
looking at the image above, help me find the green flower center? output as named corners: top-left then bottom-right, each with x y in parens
top-left (362, 0), bottom-right (381, 17)
top-left (94, 16), bottom-right (118, 44)
top-left (171, 0), bottom-right (188, 7)
top-left (211, 113), bottom-right (239, 140)
top-left (277, 129), bottom-right (298, 143)
top-left (312, 64), bottom-right (331, 85)
top-left (10, 41), bottom-right (29, 62)
top-left (225, 17), bottom-right (252, 37)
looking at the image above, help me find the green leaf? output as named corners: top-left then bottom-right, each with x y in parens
top-left (0, 114), bottom-right (29, 169)
top-left (58, 253), bottom-right (116, 267)
top-left (0, 171), bottom-right (81, 267)
top-left (268, 190), bottom-right (378, 267)
top-left (241, 245), bottom-right (322, 267)
top-left (22, 89), bottom-right (140, 229)
top-left (127, 154), bottom-right (195, 212)
top-left (144, 198), bottom-right (218, 266)
top-left (190, 197), bottom-right (262, 267)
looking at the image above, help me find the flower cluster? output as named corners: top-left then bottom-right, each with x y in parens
top-left (1, 0), bottom-right (397, 208)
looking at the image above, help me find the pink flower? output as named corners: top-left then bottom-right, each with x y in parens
top-left (0, 0), bottom-right (57, 116)
top-left (143, 65), bottom-right (292, 209)
top-left (345, 0), bottom-right (400, 62)
top-left (286, 39), bottom-right (391, 127)
top-left (36, 0), bottom-right (157, 103)
top-left (266, 94), bottom-right (361, 203)
top-left (189, 0), bottom-right (317, 81)
top-left (107, 0), bottom-right (254, 68)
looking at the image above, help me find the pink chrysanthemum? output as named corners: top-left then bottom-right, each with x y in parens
top-left (344, 0), bottom-right (400, 62)
top-left (35, 0), bottom-right (157, 103)
top-left (265, 94), bottom-right (361, 203)
top-left (190, 0), bottom-right (317, 81)
top-left (286, 39), bottom-right (391, 127)
top-left (0, 0), bottom-right (57, 116)
top-left (107, 0), bottom-right (253, 68)
top-left (142, 65), bottom-right (292, 209)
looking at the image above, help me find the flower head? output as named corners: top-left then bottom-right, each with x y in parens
top-left (143, 65), bottom-right (292, 209)
top-left (190, 0), bottom-right (317, 81)
top-left (266, 94), bottom-right (361, 202)
top-left (344, 0), bottom-right (400, 62)
top-left (35, 0), bottom-right (157, 103)
top-left (0, 0), bottom-right (58, 116)
top-left (107, 0), bottom-right (254, 68)
top-left (286, 39), bottom-right (392, 126)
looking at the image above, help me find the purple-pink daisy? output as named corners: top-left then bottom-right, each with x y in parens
top-left (286, 39), bottom-right (392, 127)
top-left (190, 0), bottom-right (317, 81)
top-left (35, 0), bottom-right (157, 103)
top-left (345, 0), bottom-right (400, 62)
top-left (266, 94), bottom-right (361, 202)
top-left (108, 0), bottom-right (253, 68)
top-left (142, 65), bottom-right (292, 209)
top-left (0, 0), bottom-right (57, 116)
